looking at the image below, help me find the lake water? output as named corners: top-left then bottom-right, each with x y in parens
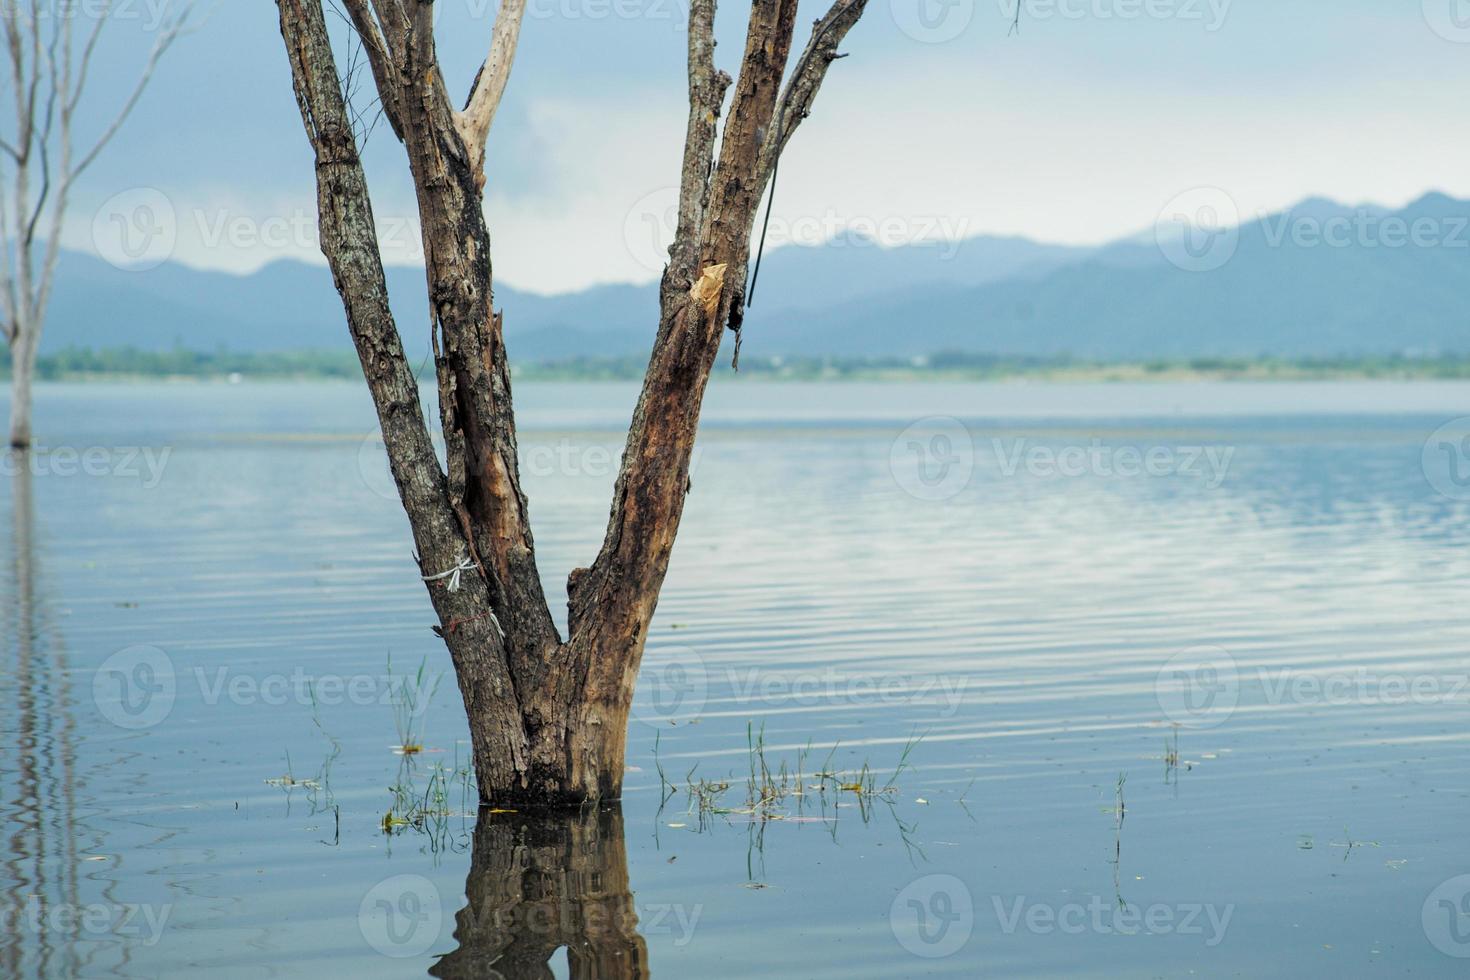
top-left (4, 379), bottom-right (1470, 978)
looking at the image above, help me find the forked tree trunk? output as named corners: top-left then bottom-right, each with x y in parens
top-left (275, 0), bottom-right (867, 806)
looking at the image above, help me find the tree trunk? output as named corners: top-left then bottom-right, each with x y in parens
top-left (276, 0), bottom-right (867, 807)
top-left (8, 331), bottom-right (33, 449)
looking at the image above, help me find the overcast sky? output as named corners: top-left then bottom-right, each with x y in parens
top-left (50, 0), bottom-right (1470, 292)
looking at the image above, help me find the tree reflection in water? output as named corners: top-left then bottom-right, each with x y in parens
top-left (432, 805), bottom-right (649, 979)
top-left (2, 458), bottom-right (84, 978)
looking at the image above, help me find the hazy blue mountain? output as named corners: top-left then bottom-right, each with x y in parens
top-left (38, 228), bottom-right (1087, 357)
top-left (754, 193), bottom-right (1470, 359)
top-left (34, 193), bottom-right (1470, 361)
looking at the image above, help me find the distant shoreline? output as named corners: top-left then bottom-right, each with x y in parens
top-left (5, 348), bottom-right (1470, 384)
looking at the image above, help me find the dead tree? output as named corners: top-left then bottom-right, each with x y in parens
top-left (1, 1), bottom-right (188, 448)
top-left (275, 0), bottom-right (868, 806)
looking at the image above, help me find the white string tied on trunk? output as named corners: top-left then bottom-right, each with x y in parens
top-left (422, 554), bottom-right (477, 593)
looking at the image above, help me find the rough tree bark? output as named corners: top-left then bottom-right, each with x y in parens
top-left (275, 0), bottom-right (868, 806)
top-left (0, 2), bottom-right (187, 448)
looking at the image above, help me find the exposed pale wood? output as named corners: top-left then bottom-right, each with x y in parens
top-left (453, 0), bottom-right (528, 183)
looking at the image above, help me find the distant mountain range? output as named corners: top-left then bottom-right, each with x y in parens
top-left (39, 192), bottom-right (1470, 362)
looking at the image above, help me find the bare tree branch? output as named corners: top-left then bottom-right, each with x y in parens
top-left (27, 2), bottom-right (75, 336)
top-left (567, 0), bottom-right (804, 669)
top-left (64, 0), bottom-right (112, 117)
top-left (276, 0), bottom-right (532, 791)
top-left (339, 0), bottom-right (404, 140)
top-left (667, 0), bottom-right (731, 288)
top-left (755, 0), bottom-right (868, 190)
top-left (699, 0), bottom-right (801, 272)
top-left (370, 0), bottom-right (407, 53)
top-left (453, 0), bottom-right (527, 183)
top-left (0, 166), bottom-right (15, 341)
top-left (68, 12), bottom-right (191, 182)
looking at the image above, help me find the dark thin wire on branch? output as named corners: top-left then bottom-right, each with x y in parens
top-left (744, 140), bottom-right (781, 308)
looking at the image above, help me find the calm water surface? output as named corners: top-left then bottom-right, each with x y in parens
top-left (3, 379), bottom-right (1470, 978)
